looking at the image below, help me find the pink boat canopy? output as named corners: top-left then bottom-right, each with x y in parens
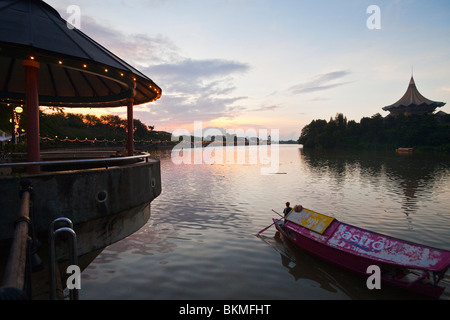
top-left (327, 223), bottom-right (450, 272)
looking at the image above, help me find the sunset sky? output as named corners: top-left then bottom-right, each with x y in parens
top-left (46, 0), bottom-right (450, 140)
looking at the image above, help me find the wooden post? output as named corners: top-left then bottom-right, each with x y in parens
top-left (11, 105), bottom-right (16, 145)
top-left (23, 59), bottom-right (41, 174)
top-left (127, 98), bottom-right (134, 156)
top-left (1, 191), bottom-right (31, 291)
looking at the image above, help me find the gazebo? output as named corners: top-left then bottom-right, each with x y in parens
top-left (383, 76), bottom-right (445, 116)
top-left (0, 0), bottom-right (163, 299)
top-left (0, 0), bottom-right (162, 172)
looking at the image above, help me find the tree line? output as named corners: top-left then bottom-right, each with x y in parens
top-left (298, 112), bottom-right (450, 152)
top-left (0, 105), bottom-right (171, 143)
top-left (39, 111), bottom-right (171, 142)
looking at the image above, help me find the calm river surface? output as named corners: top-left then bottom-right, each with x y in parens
top-left (80, 145), bottom-right (450, 300)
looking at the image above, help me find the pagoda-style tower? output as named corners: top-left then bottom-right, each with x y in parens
top-left (383, 76), bottom-right (445, 116)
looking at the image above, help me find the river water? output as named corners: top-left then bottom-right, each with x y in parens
top-left (79, 145), bottom-right (450, 300)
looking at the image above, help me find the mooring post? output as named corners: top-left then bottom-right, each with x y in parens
top-left (0, 185), bottom-right (32, 297)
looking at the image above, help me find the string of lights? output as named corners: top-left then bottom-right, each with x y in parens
top-left (40, 136), bottom-right (178, 145)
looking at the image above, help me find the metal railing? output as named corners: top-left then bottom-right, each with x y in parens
top-left (0, 152), bottom-right (154, 170)
top-left (49, 218), bottom-right (78, 300)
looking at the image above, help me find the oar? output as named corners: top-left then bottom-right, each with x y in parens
top-left (272, 209), bottom-right (284, 219)
top-left (254, 209), bottom-right (285, 236)
top-left (255, 221), bottom-right (278, 237)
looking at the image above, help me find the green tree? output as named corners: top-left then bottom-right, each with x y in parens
top-left (298, 112), bottom-right (450, 152)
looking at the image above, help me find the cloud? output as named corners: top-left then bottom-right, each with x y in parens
top-left (142, 58), bottom-right (249, 127)
top-left (81, 16), bottom-right (181, 66)
top-left (306, 97), bottom-right (331, 102)
top-left (250, 105), bottom-right (280, 112)
top-left (147, 59), bottom-right (249, 81)
top-left (438, 87), bottom-right (450, 92)
top-left (289, 70), bottom-right (352, 94)
top-left (69, 12), bottom-right (250, 129)
top-left (146, 95), bottom-right (248, 127)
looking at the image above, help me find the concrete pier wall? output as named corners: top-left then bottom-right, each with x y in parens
top-left (0, 159), bottom-right (161, 247)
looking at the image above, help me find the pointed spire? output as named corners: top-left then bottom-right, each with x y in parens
top-left (383, 74), bottom-right (446, 115)
top-left (410, 66), bottom-right (415, 85)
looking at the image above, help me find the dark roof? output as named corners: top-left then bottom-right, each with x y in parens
top-left (383, 76), bottom-right (445, 112)
top-left (0, 0), bottom-right (161, 107)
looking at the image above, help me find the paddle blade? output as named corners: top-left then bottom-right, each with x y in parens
top-left (255, 226), bottom-right (270, 237)
top-left (255, 221), bottom-right (276, 236)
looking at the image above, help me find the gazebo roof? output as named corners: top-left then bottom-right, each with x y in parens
top-left (0, 0), bottom-right (161, 107)
top-left (383, 76), bottom-right (445, 112)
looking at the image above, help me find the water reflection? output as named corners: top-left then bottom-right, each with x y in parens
top-left (300, 148), bottom-right (450, 217)
top-left (260, 232), bottom-right (430, 300)
top-left (80, 145), bottom-right (450, 300)
top-left (259, 233), bottom-right (353, 296)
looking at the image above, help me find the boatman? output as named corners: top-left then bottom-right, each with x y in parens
top-left (283, 202), bottom-right (292, 216)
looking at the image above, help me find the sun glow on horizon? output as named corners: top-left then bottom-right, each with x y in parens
top-left (42, 0), bottom-right (450, 141)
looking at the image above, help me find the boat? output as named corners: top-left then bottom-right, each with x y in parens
top-left (396, 148), bottom-right (413, 153)
top-left (272, 205), bottom-right (450, 299)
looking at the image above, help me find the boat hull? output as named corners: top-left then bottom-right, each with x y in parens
top-left (274, 219), bottom-right (448, 299)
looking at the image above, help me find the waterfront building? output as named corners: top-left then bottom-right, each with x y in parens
top-left (383, 76), bottom-right (446, 116)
